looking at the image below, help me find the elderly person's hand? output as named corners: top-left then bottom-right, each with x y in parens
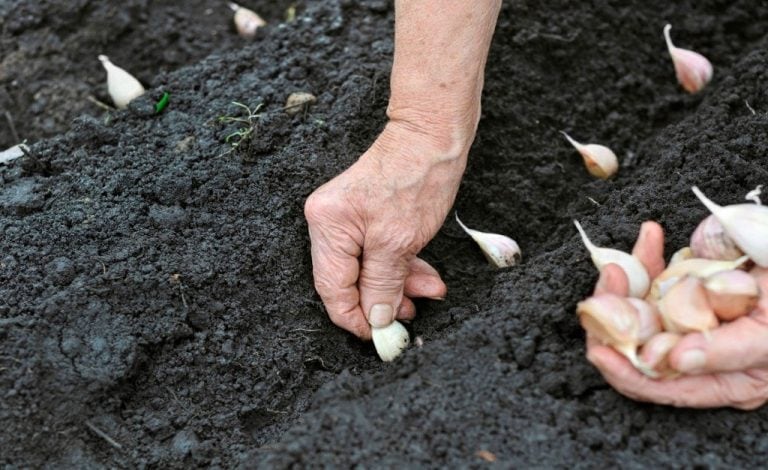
top-left (586, 221), bottom-right (768, 409)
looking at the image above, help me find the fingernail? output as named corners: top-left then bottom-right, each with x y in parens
top-left (677, 349), bottom-right (706, 373)
top-left (426, 296), bottom-right (445, 301)
top-left (369, 304), bottom-right (394, 328)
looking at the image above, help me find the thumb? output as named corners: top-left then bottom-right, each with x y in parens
top-left (358, 248), bottom-right (410, 328)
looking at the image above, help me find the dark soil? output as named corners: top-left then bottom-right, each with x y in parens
top-left (3, 0), bottom-right (768, 467)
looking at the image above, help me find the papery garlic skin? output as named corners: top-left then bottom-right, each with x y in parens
top-left (704, 269), bottom-right (759, 321)
top-left (639, 332), bottom-right (682, 378)
top-left (658, 276), bottom-right (719, 335)
top-left (690, 215), bottom-right (744, 261)
top-left (561, 132), bottom-right (618, 179)
top-left (456, 214), bottom-right (521, 268)
top-left (574, 220), bottom-right (650, 298)
top-left (663, 24), bottom-right (713, 94)
top-left (230, 2), bottom-right (266, 38)
top-left (692, 186), bottom-right (768, 267)
top-left (98, 55), bottom-right (145, 109)
top-left (371, 320), bottom-right (410, 362)
top-left (647, 256), bottom-right (749, 302)
top-left (627, 298), bottom-right (662, 345)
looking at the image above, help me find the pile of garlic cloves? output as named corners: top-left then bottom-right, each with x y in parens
top-left (576, 186), bottom-right (768, 378)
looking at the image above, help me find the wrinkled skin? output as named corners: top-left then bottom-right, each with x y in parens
top-left (588, 221), bottom-right (768, 409)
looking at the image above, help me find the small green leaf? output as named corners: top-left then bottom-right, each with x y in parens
top-left (155, 92), bottom-right (170, 113)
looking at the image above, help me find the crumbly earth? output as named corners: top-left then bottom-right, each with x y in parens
top-left (2, 0), bottom-right (768, 467)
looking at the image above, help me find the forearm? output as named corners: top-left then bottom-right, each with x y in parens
top-left (387, 0), bottom-right (501, 149)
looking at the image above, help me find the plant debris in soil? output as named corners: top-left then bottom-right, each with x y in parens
top-left (2, 0), bottom-right (768, 467)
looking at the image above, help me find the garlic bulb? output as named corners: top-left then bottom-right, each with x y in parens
top-left (561, 132), bottom-right (618, 179)
top-left (98, 55), bottom-right (145, 109)
top-left (692, 186), bottom-right (768, 267)
top-left (574, 220), bottom-right (650, 298)
top-left (647, 256), bottom-right (749, 302)
top-left (229, 2), bottom-right (266, 38)
top-left (371, 320), bottom-right (410, 362)
top-left (657, 276), bottom-right (719, 336)
top-left (639, 332), bottom-right (682, 378)
top-left (663, 24), bottom-right (713, 94)
top-left (703, 269), bottom-right (759, 321)
top-left (627, 298), bottom-right (662, 345)
top-left (690, 215), bottom-right (744, 261)
top-left (669, 246), bottom-right (695, 266)
top-left (577, 294), bottom-right (654, 377)
top-left (456, 214), bottom-right (521, 268)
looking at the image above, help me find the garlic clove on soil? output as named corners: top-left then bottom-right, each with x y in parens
top-left (657, 276), bottom-right (719, 336)
top-left (561, 132), bottom-right (618, 179)
top-left (371, 320), bottom-right (410, 362)
top-left (647, 256), bottom-right (749, 302)
top-left (690, 214), bottom-right (744, 261)
top-left (98, 55), bottom-right (145, 109)
top-left (229, 2), bottom-right (266, 38)
top-left (639, 332), bottom-right (682, 378)
top-left (692, 186), bottom-right (768, 267)
top-left (576, 294), bottom-right (655, 376)
top-left (456, 214), bottom-right (521, 268)
top-left (285, 91), bottom-right (317, 115)
top-left (627, 298), bottom-right (662, 345)
top-left (703, 269), bottom-right (759, 321)
top-left (663, 24), bottom-right (713, 94)
top-left (669, 246), bottom-right (695, 266)
top-left (574, 220), bottom-right (650, 298)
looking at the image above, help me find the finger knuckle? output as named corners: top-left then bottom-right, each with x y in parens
top-left (304, 191), bottom-right (337, 223)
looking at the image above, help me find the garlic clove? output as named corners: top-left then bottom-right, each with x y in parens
top-left (98, 55), bottom-right (145, 109)
top-left (371, 320), bottom-right (410, 362)
top-left (574, 220), bottom-right (650, 298)
top-left (456, 214), bottom-right (521, 268)
top-left (285, 91), bottom-right (317, 115)
top-left (627, 298), bottom-right (662, 345)
top-left (703, 269), bottom-right (759, 321)
top-left (690, 214), bottom-right (744, 261)
top-left (657, 276), bottom-right (719, 335)
top-left (663, 24), bottom-right (713, 94)
top-left (577, 294), bottom-right (654, 376)
top-left (561, 132), bottom-right (618, 179)
top-left (745, 185), bottom-right (763, 206)
top-left (639, 332), bottom-right (682, 378)
top-left (669, 246), bottom-right (695, 266)
top-left (692, 186), bottom-right (768, 267)
top-left (229, 2), bottom-right (266, 38)
top-left (647, 256), bottom-right (749, 302)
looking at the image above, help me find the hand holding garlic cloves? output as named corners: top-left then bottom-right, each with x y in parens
top-left (584, 221), bottom-right (768, 410)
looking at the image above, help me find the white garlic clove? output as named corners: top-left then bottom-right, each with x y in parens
top-left (663, 24), bottom-right (713, 94)
top-left (669, 246), bottom-right (695, 266)
top-left (639, 332), bottom-right (682, 378)
top-left (574, 220), bottom-right (650, 298)
top-left (576, 294), bottom-right (654, 377)
top-left (371, 320), bottom-right (410, 362)
top-left (703, 269), bottom-right (759, 321)
top-left (229, 2), bottom-right (266, 38)
top-left (745, 185), bottom-right (763, 205)
top-left (627, 298), bottom-right (662, 345)
top-left (692, 186), bottom-right (768, 267)
top-left (98, 55), bottom-right (145, 109)
top-left (456, 214), bottom-right (521, 268)
top-left (285, 91), bottom-right (317, 115)
top-left (647, 255), bottom-right (749, 302)
top-left (657, 276), bottom-right (719, 336)
top-left (561, 132), bottom-right (618, 179)
top-left (690, 215), bottom-right (744, 261)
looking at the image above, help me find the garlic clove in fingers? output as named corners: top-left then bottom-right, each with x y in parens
top-left (627, 298), bottom-right (662, 345)
top-left (703, 269), bottom-right (759, 321)
top-left (669, 246), bottom-right (695, 266)
top-left (647, 256), bottom-right (749, 302)
top-left (574, 220), bottom-right (650, 298)
top-left (663, 24), bottom-right (713, 94)
top-left (456, 214), bottom-right (521, 268)
top-left (690, 215), bottom-right (744, 261)
top-left (639, 332), bottom-right (682, 378)
top-left (692, 186), bottom-right (768, 267)
top-left (371, 320), bottom-right (410, 362)
top-left (229, 2), bottom-right (266, 38)
top-left (561, 132), bottom-right (618, 179)
top-left (657, 276), bottom-right (719, 336)
top-left (98, 55), bottom-right (145, 109)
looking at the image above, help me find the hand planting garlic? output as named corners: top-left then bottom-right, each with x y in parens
top-left (371, 320), bottom-right (410, 362)
top-left (98, 55), bottom-right (145, 109)
top-left (560, 132), bottom-right (618, 179)
top-left (663, 24), bottom-right (713, 94)
top-left (455, 214), bottom-right (521, 268)
top-left (230, 2), bottom-right (266, 38)
top-left (574, 220), bottom-right (649, 298)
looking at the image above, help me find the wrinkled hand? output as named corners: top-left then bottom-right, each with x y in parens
top-left (304, 122), bottom-right (470, 339)
top-left (587, 221), bottom-right (768, 409)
